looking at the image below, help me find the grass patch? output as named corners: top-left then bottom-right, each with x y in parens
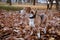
top-left (0, 5), bottom-right (23, 11)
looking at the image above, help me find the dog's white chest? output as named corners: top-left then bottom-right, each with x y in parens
top-left (29, 19), bottom-right (35, 27)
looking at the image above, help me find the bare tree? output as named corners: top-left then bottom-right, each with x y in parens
top-left (7, 0), bottom-right (12, 5)
top-left (33, 0), bottom-right (35, 5)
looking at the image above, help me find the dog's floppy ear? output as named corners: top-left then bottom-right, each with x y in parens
top-left (35, 10), bottom-right (37, 14)
top-left (33, 10), bottom-right (37, 18)
top-left (34, 10), bottom-right (37, 16)
top-left (25, 7), bottom-right (31, 13)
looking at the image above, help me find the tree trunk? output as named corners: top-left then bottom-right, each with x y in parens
top-left (33, 0), bottom-right (35, 5)
top-left (9, 0), bottom-right (11, 5)
top-left (7, 0), bottom-right (12, 5)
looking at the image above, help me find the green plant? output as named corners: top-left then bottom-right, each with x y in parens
top-left (0, 6), bottom-right (23, 11)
